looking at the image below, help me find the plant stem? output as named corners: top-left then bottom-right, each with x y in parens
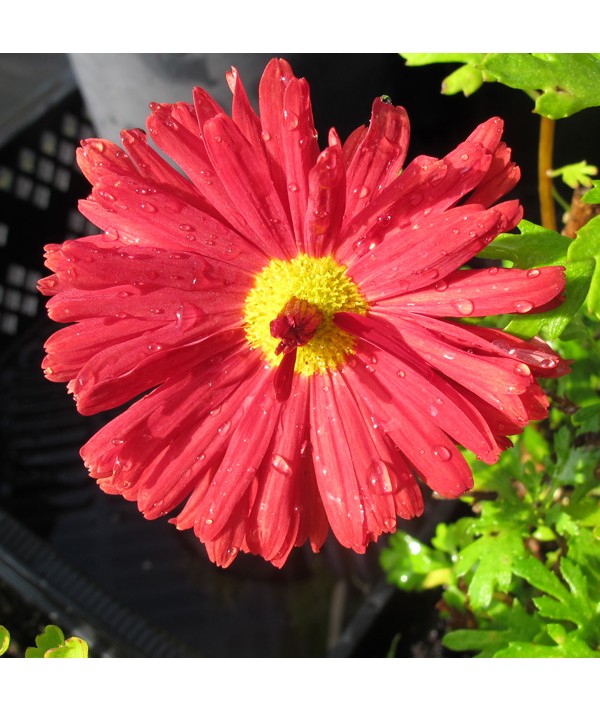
top-left (538, 116), bottom-right (557, 231)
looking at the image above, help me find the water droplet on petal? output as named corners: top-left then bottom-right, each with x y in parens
top-left (434, 279), bottom-right (448, 292)
top-left (514, 362), bottom-right (531, 377)
top-left (433, 445), bottom-right (452, 462)
top-left (140, 202), bottom-right (157, 213)
top-left (218, 420), bottom-right (231, 436)
top-left (527, 269), bottom-right (541, 278)
top-left (514, 300), bottom-right (534, 313)
top-left (261, 130), bottom-right (271, 141)
top-left (178, 223), bottom-right (194, 232)
top-left (366, 460), bottom-right (397, 495)
top-left (452, 299), bottom-right (475, 316)
top-left (397, 370), bottom-right (406, 378)
top-left (460, 153), bottom-right (469, 161)
top-left (272, 454), bottom-right (293, 476)
top-left (283, 110), bottom-right (299, 129)
top-left (488, 267), bottom-right (499, 275)
top-left (288, 182), bottom-right (298, 192)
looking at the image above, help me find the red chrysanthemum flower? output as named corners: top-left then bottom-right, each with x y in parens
top-left (39, 59), bottom-right (568, 568)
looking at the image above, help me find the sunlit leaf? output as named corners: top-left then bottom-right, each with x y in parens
top-left (25, 624), bottom-right (89, 658)
top-left (0, 626), bottom-right (9, 656)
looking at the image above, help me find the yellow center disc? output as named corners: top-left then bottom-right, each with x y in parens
top-left (244, 254), bottom-right (368, 376)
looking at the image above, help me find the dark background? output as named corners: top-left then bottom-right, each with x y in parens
top-left (0, 53), bottom-right (597, 657)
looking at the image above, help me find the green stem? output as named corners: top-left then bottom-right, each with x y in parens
top-left (538, 116), bottom-right (557, 231)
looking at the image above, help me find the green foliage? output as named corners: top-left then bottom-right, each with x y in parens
top-left (25, 624), bottom-right (89, 658)
top-left (549, 161), bottom-right (598, 190)
top-left (382, 287), bottom-right (600, 657)
top-left (479, 220), bottom-right (595, 339)
top-left (382, 418), bottom-right (600, 657)
top-left (401, 53), bottom-right (600, 118)
top-left (0, 625), bottom-right (9, 656)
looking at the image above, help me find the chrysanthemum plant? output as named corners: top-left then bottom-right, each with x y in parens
top-left (381, 54), bottom-right (600, 658)
top-left (36, 54), bottom-right (599, 656)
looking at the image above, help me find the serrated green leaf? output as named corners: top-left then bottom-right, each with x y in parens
top-left (441, 65), bottom-right (484, 97)
top-left (567, 214), bottom-right (600, 319)
top-left (443, 599), bottom-right (543, 657)
top-left (483, 54), bottom-right (600, 118)
top-left (550, 161), bottom-right (598, 189)
top-left (402, 53), bottom-right (600, 118)
top-left (0, 626), bottom-right (9, 656)
top-left (512, 554), bottom-right (569, 601)
top-left (456, 529), bottom-right (524, 609)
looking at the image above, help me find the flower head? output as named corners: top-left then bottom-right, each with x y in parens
top-left (39, 59), bottom-right (568, 568)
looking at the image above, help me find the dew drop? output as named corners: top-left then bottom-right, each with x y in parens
top-left (178, 223), bottom-right (194, 232)
top-left (218, 420), bottom-right (231, 436)
top-left (452, 299), bottom-right (475, 316)
top-left (272, 454), bottom-right (293, 476)
top-left (205, 518), bottom-right (213, 525)
top-left (261, 130), bottom-right (271, 141)
top-left (288, 182), bottom-right (298, 192)
top-left (356, 185), bottom-right (369, 198)
top-left (283, 110), bottom-right (299, 129)
top-left (366, 460), bottom-right (397, 495)
top-left (514, 362), bottom-right (531, 377)
top-left (140, 201), bottom-right (157, 213)
top-left (300, 440), bottom-right (312, 457)
top-left (527, 269), bottom-right (541, 279)
top-left (98, 190), bottom-right (115, 201)
top-left (433, 445), bottom-right (452, 462)
top-left (488, 267), bottom-right (499, 275)
top-left (460, 153), bottom-right (469, 161)
top-left (514, 300), bottom-right (534, 313)
top-left (434, 280), bottom-right (448, 292)
top-left (147, 343), bottom-right (162, 352)
top-left (213, 135), bottom-right (222, 143)
top-left (396, 370), bottom-right (406, 378)
top-left (111, 438), bottom-right (124, 446)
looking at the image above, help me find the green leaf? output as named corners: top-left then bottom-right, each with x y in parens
top-left (25, 624), bottom-right (89, 658)
top-left (0, 626), bottom-right (9, 656)
top-left (443, 599), bottom-right (543, 657)
top-left (402, 53), bottom-right (600, 118)
top-left (567, 214), bottom-right (600, 319)
top-left (44, 636), bottom-right (89, 659)
top-left (441, 65), bottom-right (485, 97)
top-left (456, 529), bottom-right (524, 609)
top-left (549, 161), bottom-right (598, 189)
top-left (480, 220), bottom-right (571, 267)
top-left (582, 180), bottom-right (600, 204)
top-left (482, 54), bottom-right (600, 118)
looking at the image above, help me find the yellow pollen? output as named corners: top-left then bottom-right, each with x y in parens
top-left (244, 254), bottom-right (368, 376)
